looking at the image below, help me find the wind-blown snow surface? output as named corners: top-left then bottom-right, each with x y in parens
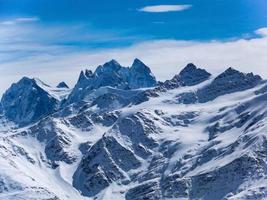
top-left (0, 60), bottom-right (267, 200)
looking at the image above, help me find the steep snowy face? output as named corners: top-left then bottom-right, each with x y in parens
top-left (1, 77), bottom-right (59, 125)
top-left (162, 63), bottom-right (211, 89)
top-left (128, 58), bottom-right (157, 89)
top-left (66, 59), bottom-right (157, 105)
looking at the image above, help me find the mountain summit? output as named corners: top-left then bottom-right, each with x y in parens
top-left (128, 58), bottom-right (157, 89)
top-left (66, 59), bottom-right (157, 105)
top-left (56, 81), bottom-right (69, 89)
top-left (162, 63), bottom-right (211, 89)
top-left (1, 77), bottom-right (59, 125)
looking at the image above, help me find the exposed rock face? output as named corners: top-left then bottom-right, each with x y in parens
top-left (125, 181), bottom-right (162, 200)
top-left (176, 67), bottom-right (262, 104)
top-left (73, 135), bottom-right (141, 197)
top-left (66, 59), bottom-right (157, 104)
top-left (56, 81), bottom-right (69, 89)
top-left (162, 63), bottom-right (211, 89)
top-left (197, 67), bottom-right (262, 103)
top-left (1, 77), bottom-right (58, 125)
top-left (179, 63), bottom-right (211, 86)
top-left (190, 155), bottom-right (265, 200)
top-left (90, 93), bottom-right (130, 111)
top-left (29, 118), bottom-right (77, 164)
top-left (128, 58), bottom-right (157, 89)
top-left (94, 59), bottom-right (127, 89)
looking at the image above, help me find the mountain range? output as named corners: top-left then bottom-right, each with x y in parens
top-left (0, 59), bottom-right (266, 200)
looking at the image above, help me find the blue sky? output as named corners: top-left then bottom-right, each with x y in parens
top-left (1, 0), bottom-right (267, 42)
top-left (0, 0), bottom-right (267, 95)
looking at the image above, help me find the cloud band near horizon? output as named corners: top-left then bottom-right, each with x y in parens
top-left (1, 26), bottom-right (267, 96)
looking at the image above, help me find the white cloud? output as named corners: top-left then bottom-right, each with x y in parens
top-left (138, 5), bottom-right (192, 13)
top-left (0, 24), bottom-right (267, 97)
top-left (255, 27), bottom-right (267, 37)
top-left (0, 17), bottom-right (39, 25)
top-left (0, 19), bottom-right (136, 64)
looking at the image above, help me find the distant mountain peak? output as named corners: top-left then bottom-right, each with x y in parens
top-left (95, 59), bottom-right (122, 75)
top-left (215, 67), bottom-right (262, 81)
top-left (179, 63), bottom-right (211, 86)
top-left (20, 76), bottom-right (34, 82)
top-left (56, 81), bottom-right (69, 89)
top-left (66, 59), bottom-right (157, 104)
top-left (180, 63), bottom-right (197, 72)
top-left (1, 77), bottom-right (58, 125)
top-left (106, 59), bottom-right (120, 66)
top-left (132, 58), bottom-right (145, 67)
top-left (131, 58), bottom-right (151, 73)
top-left (129, 58), bottom-right (156, 89)
top-left (218, 67), bottom-right (241, 76)
top-left (196, 67), bottom-right (262, 103)
top-left (162, 63), bottom-right (211, 89)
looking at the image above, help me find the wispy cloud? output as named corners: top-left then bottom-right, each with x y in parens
top-left (138, 5), bottom-right (192, 13)
top-left (0, 17), bottom-right (39, 25)
top-left (255, 27), bottom-right (267, 37)
top-left (1, 27), bottom-right (267, 96)
top-left (0, 17), bottom-right (140, 64)
top-left (0, 18), bottom-right (266, 97)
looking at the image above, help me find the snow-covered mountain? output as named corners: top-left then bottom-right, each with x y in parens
top-left (0, 59), bottom-right (267, 200)
top-left (1, 77), bottom-right (71, 126)
top-left (66, 58), bottom-right (157, 105)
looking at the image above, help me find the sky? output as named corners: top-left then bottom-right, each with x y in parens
top-left (0, 0), bottom-right (267, 95)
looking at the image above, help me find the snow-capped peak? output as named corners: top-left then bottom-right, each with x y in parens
top-left (0, 77), bottom-right (58, 125)
top-left (66, 59), bottom-right (157, 105)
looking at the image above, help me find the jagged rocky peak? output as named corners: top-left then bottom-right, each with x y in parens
top-left (128, 58), bottom-right (157, 89)
top-left (1, 77), bottom-right (59, 125)
top-left (177, 67), bottom-right (263, 104)
top-left (74, 70), bottom-right (95, 91)
top-left (85, 69), bottom-right (93, 77)
top-left (196, 67), bottom-right (262, 103)
top-left (131, 58), bottom-right (150, 72)
top-left (56, 81), bottom-right (69, 89)
top-left (179, 63), bottom-right (211, 86)
top-left (95, 59), bottom-right (122, 75)
top-left (211, 67), bottom-right (262, 89)
top-left (66, 58), bottom-right (157, 104)
top-left (78, 69), bottom-right (94, 82)
top-left (162, 63), bottom-right (211, 89)
top-left (216, 67), bottom-right (261, 81)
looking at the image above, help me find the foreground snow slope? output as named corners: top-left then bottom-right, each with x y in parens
top-left (0, 59), bottom-right (266, 200)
